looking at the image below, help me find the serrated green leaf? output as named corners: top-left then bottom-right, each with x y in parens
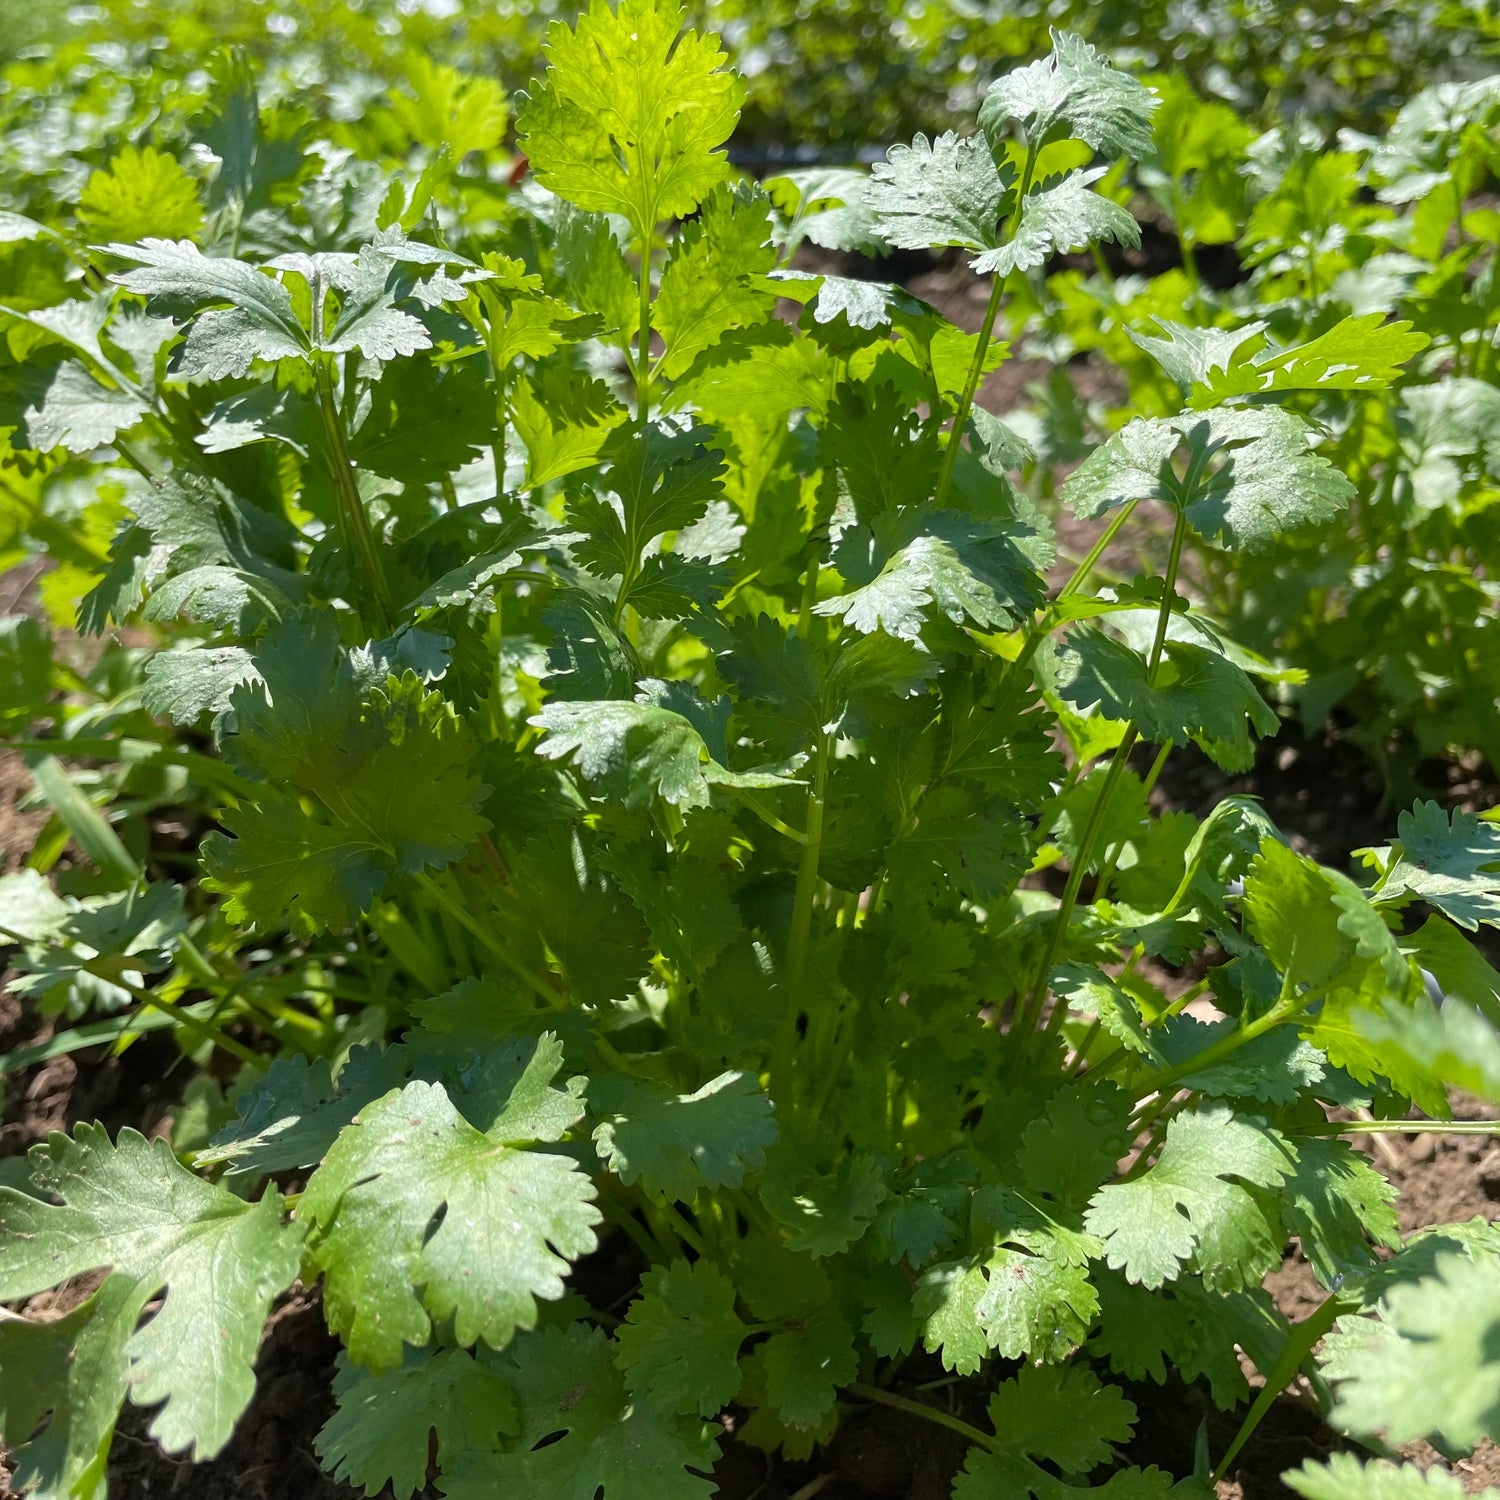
top-left (0, 1125), bottom-right (303, 1461)
top-left (1062, 407), bottom-right (1354, 552)
top-left (1048, 628), bottom-right (1278, 770)
top-left (1286, 1455), bottom-right (1498, 1500)
top-left (591, 1070), bottom-right (776, 1200)
top-left (986, 1362), bottom-right (1137, 1474)
top-left (1084, 1107), bottom-right (1290, 1290)
top-left (1189, 314), bottom-right (1429, 406)
top-left (1363, 801), bottom-right (1500, 931)
top-left (979, 31), bottom-right (1158, 159)
top-left (866, 130), bottom-right (1011, 261)
top-left (653, 182), bottom-right (776, 379)
top-left (302, 1078), bottom-right (600, 1372)
top-left (980, 167), bottom-right (1140, 276)
top-left (316, 1346), bottom-right (516, 1499)
top-left (531, 696), bottom-right (790, 810)
top-left (758, 1306), bottom-right (859, 1428)
top-left (516, 0), bottom-right (742, 242)
top-left (615, 1260), bottom-right (747, 1415)
top-left (1329, 1251), bottom-right (1500, 1449)
top-left (441, 1324), bottom-right (719, 1500)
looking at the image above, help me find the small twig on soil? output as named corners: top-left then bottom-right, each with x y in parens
top-left (787, 1476), bottom-right (835, 1500)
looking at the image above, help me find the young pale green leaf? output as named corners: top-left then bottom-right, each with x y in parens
top-left (1286, 1456), bottom-right (1499, 1500)
top-left (980, 167), bottom-right (1140, 276)
top-left (866, 131), bottom-right (1012, 260)
top-left (653, 182), bottom-right (776, 379)
top-left (1357, 997), bottom-right (1500, 1106)
top-left (1062, 407), bottom-right (1354, 552)
top-left (315, 1347), bottom-right (517, 1499)
top-left (0, 1125), bottom-right (303, 1461)
top-left (1363, 801), bottom-right (1500, 931)
top-left (1084, 1107), bottom-right (1291, 1290)
top-left (440, 1324), bottom-right (720, 1500)
top-left (615, 1260), bottom-right (748, 1415)
top-left (985, 1362), bottom-right (1137, 1475)
top-left (302, 1077), bottom-right (600, 1372)
top-left (979, 29), bottom-right (1159, 159)
top-left (591, 1070), bottom-right (776, 1200)
top-left (1329, 1251), bottom-right (1500, 1449)
top-left (10, 360), bottom-right (148, 454)
top-left (1187, 314), bottom-right (1429, 406)
top-left (516, 0), bottom-right (742, 241)
top-left (1048, 629), bottom-right (1278, 770)
top-left (106, 238), bottom-right (309, 379)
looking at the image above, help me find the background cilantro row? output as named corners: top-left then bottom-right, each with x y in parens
top-left (1, 3), bottom-right (1499, 1499)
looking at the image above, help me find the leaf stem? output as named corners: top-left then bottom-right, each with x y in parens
top-left (94, 968), bottom-right (267, 1071)
top-left (314, 358), bottom-right (395, 633)
top-left (846, 1382), bottom-right (998, 1452)
top-left (1211, 1295), bottom-right (1351, 1485)
top-left (413, 870), bottom-right (564, 1010)
top-left (772, 730), bottom-right (830, 1100)
top-left (636, 233), bottom-right (653, 421)
top-left (931, 141), bottom-right (1039, 511)
top-left (1303, 1119), bottom-right (1500, 1137)
top-left (1024, 509), bottom-right (1189, 1036)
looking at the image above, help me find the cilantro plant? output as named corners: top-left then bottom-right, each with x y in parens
top-left (4, 7), bottom-right (1500, 1499)
top-left (1027, 70), bottom-right (1500, 786)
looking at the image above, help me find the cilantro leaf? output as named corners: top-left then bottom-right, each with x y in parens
top-left (106, 237), bottom-right (309, 378)
top-left (591, 1070), bottom-right (777, 1200)
top-left (531, 697), bottom-right (790, 810)
top-left (1084, 1107), bottom-right (1290, 1290)
top-left (316, 1347), bottom-right (517, 1500)
top-left (985, 1362), bottom-right (1137, 1474)
top-left (653, 182), bottom-right (776, 379)
top-left (1188, 314), bottom-right (1430, 407)
top-left (10, 359), bottom-right (148, 454)
top-left (0, 1273), bottom-right (147, 1498)
top-left (302, 1075), bottom-right (600, 1372)
top-left (819, 509), bottom-right (1046, 642)
top-left (202, 617), bottom-right (487, 934)
top-left (1048, 628), bottom-right (1278, 770)
top-left (516, 0), bottom-right (742, 241)
top-left (0, 1124), bottom-right (303, 1460)
top-left (982, 168), bottom-right (1140, 276)
top-left (441, 1324), bottom-right (720, 1500)
top-left (866, 131), bottom-right (1011, 260)
top-left (1356, 996), bottom-right (1500, 1105)
top-left (979, 30), bottom-right (1159, 158)
top-left (1328, 1251), bottom-right (1500, 1450)
top-left (1286, 1456), bottom-right (1497, 1500)
top-left (757, 1307), bottom-right (859, 1428)
top-left (615, 1260), bottom-right (748, 1415)
top-left (1062, 407), bottom-right (1354, 552)
top-left (1362, 800), bottom-right (1500, 931)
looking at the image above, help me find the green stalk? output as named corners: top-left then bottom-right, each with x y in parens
top-left (1024, 510), bottom-right (1189, 1036)
top-left (999, 498), bottom-right (1139, 688)
top-left (98, 969), bottom-right (267, 1071)
top-left (314, 358), bottom-right (395, 633)
top-left (414, 870), bottom-right (564, 1010)
top-left (846, 1382), bottom-right (999, 1452)
top-left (931, 141), bottom-right (1039, 511)
top-left (636, 233), bottom-right (654, 421)
top-left (771, 730), bottom-right (830, 1100)
top-left (1211, 1295), bottom-right (1351, 1486)
top-left (1135, 979), bottom-right (1331, 1100)
top-left (1304, 1119), bottom-right (1500, 1137)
